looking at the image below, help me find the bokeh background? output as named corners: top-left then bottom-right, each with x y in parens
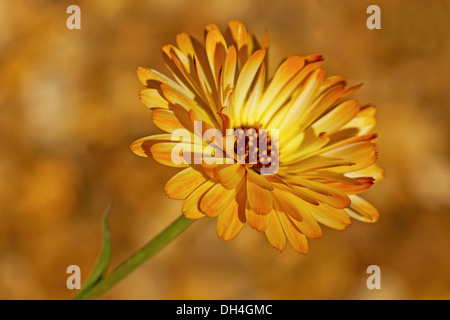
top-left (1, 0), bottom-right (449, 300)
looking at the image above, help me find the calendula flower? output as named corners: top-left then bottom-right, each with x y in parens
top-left (131, 20), bottom-right (384, 254)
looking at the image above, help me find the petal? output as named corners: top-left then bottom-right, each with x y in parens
top-left (274, 195), bottom-right (322, 239)
top-left (151, 142), bottom-right (205, 167)
top-left (247, 170), bottom-right (273, 214)
top-left (274, 183), bottom-right (320, 206)
top-left (281, 69), bottom-right (325, 129)
top-left (164, 166), bottom-right (209, 199)
top-left (274, 202), bottom-right (309, 254)
top-left (182, 179), bottom-right (215, 219)
top-left (311, 100), bottom-right (360, 135)
top-left (326, 177), bottom-right (374, 195)
top-left (221, 45), bottom-right (237, 98)
top-left (346, 163), bottom-right (385, 182)
top-left (264, 211), bottom-right (286, 251)
top-left (217, 164), bottom-right (246, 189)
top-left (200, 182), bottom-right (237, 217)
top-left (152, 109), bottom-right (185, 133)
top-left (130, 134), bottom-right (174, 158)
top-left (137, 66), bottom-right (188, 95)
top-left (271, 187), bottom-right (304, 222)
top-left (292, 179), bottom-right (351, 209)
top-left (216, 183), bottom-right (246, 241)
top-left (231, 49), bottom-right (266, 122)
top-left (256, 56), bottom-right (305, 121)
top-left (160, 83), bottom-right (217, 126)
top-left (245, 201), bottom-right (270, 231)
top-left (246, 168), bottom-right (274, 190)
top-left (205, 28), bottom-right (227, 82)
top-left (139, 88), bottom-right (170, 109)
top-left (226, 20), bottom-right (249, 69)
top-left (310, 204), bottom-right (351, 230)
top-left (346, 195), bottom-right (380, 223)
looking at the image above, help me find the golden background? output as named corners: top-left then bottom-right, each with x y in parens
top-left (1, 0), bottom-right (449, 299)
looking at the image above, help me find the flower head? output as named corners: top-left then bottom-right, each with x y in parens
top-left (131, 21), bottom-right (384, 254)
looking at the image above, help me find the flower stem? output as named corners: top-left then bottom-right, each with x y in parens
top-left (75, 214), bottom-right (194, 300)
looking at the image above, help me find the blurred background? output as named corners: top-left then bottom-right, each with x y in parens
top-left (0, 0), bottom-right (449, 299)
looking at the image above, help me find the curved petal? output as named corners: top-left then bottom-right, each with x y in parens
top-left (164, 166), bottom-right (209, 199)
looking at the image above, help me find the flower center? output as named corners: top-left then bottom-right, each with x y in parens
top-left (233, 126), bottom-right (277, 173)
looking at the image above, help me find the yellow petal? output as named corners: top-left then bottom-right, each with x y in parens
top-left (217, 164), bottom-right (245, 189)
top-left (292, 179), bottom-right (351, 209)
top-left (346, 163), bottom-right (385, 182)
top-left (246, 168), bottom-right (274, 190)
top-left (311, 204), bottom-right (351, 230)
top-left (216, 183), bottom-right (246, 241)
top-left (137, 66), bottom-right (187, 94)
top-left (275, 204), bottom-right (309, 254)
top-left (247, 171), bottom-right (273, 214)
top-left (326, 177), bottom-right (374, 195)
top-left (271, 187), bottom-right (304, 222)
top-left (311, 99), bottom-right (360, 135)
top-left (182, 179), bottom-right (215, 219)
top-left (281, 69), bottom-right (325, 128)
top-left (176, 32), bottom-right (195, 57)
top-left (140, 88), bottom-right (170, 109)
top-left (152, 109), bottom-right (185, 133)
top-left (264, 212), bottom-right (286, 251)
top-left (256, 56), bottom-right (305, 120)
top-left (150, 142), bottom-right (194, 167)
top-left (274, 183), bottom-right (320, 206)
top-left (205, 28), bottom-right (227, 82)
top-left (226, 20), bottom-right (249, 69)
top-left (164, 166), bottom-right (209, 199)
top-left (200, 182), bottom-right (237, 217)
top-left (245, 201), bottom-right (270, 232)
top-left (160, 83), bottom-right (216, 126)
top-left (346, 195), bottom-right (380, 223)
top-left (221, 45), bottom-right (237, 98)
top-left (231, 49), bottom-right (266, 123)
top-left (274, 195), bottom-right (322, 239)
top-left (130, 134), bottom-right (174, 158)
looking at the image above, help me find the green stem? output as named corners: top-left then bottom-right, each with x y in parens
top-left (76, 214), bottom-right (194, 300)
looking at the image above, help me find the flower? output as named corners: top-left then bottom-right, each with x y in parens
top-left (131, 20), bottom-right (384, 254)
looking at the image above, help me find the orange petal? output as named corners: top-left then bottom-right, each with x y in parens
top-left (130, 134), bottom-right (174, 158)
top-left (275, 204), bottom-right (309, 254)
top-left (150, 142), bottom-right (198, 167)
top-left (216, 183), bottom-right (246, 241)
top-left (247, 171), bottom-right (273, 214)
top-left (160, 83), bottom-right (216, 126)
top-left (346, 163), bottom-right (385, 182)
top-left (346, 195), bottom-right (380, 223)
top-left (311, 204), bottom-right (351, 230)
top-left (246, 168), bottom-right (274, 190)
top-left (182, 180), bottom-right (215, 219)
top-left (205, 28), bottom-right (227, 82)
top-left (312, 99), bottom-right (360, 135)
top-left (164, 166), bottom-right (209, 199)
top-left (273, 195), bottom-right (322, 239)
top-left (152, 109), bottom-right (186, 133)
top-left (140, 88), bottom-right (170, 109)
top-left (257, 56), bottom-right (305, 120)
top-left (200, 182), bottom-right (237, 217)
top-left (217, 164), bottom-right (245, 189)
top-left (326, 177), bottom-right (374, 195)
top-left (292, 179), bottom-right (351, 209)
top-left (232, 49), bottom-right (266, 120)
top-left (245, 201), bottom-right (270, 232)
top-left (264, 211), bottom-right (286, 251)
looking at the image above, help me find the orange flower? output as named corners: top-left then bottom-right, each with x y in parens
top-left (131, 21), bottom-right (384, 254)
